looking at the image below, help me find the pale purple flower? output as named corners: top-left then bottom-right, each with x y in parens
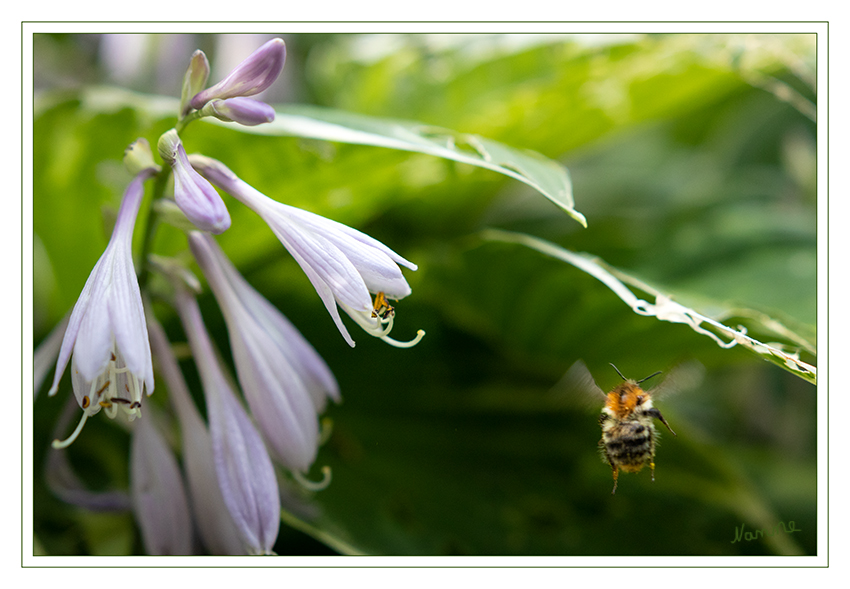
top-left (200, 97), bottom-right (276, 126)
top-left (34, 313), bottom-right (69, 398)
top-left (175, 287), bottom-right (280, 555)
top-left (130, 412), bottom-right (195, 555)
top-left (147, 308), bottom-right (246, 555)
top-left (190, 38), bottom-right (286, 110)
top-left (49, 169), bottom-right (156, 448)
top-left (158, 129), bottom-right (230, 234)
top-left (189, 155), bottom-right (424, 349)
top-left (188, 231), bottom-right (338, 473)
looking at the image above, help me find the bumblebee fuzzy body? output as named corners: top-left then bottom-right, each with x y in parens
top-left (598, 379), bottom-right (675, 494)
top-left (560, 361), bottom-right (684, 494)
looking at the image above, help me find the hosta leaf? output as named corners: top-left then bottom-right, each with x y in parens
top-left (484, 229), bottom-right (816, 385)
top-left (71, 86), bottom-right (585, 227)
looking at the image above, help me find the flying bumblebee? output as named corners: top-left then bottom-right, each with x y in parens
top-left (563, 360), bottom-right (684, 494)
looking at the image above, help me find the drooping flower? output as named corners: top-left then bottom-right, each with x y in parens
top-left (188, 231), bottom-right (338, 473)
top-left (49, 167), bottom-right (156, 448)
top-left (189, 154), bottom-right (424, 348)
top-left (130, 411), bottom-right (195, 555)
top-left (147, 306), bottom-right (246, 555)
top-left (174, 286), bottom-right (281, 555)
top-left (189, 38), bottom-right (286, 110)
top-left (158, 129), bottom-right (231, 234)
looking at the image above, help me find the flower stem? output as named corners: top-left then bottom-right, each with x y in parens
top-left (175, 110), bottom-right (202, 134)
top-left (137, 167), bottom-right (172, 291)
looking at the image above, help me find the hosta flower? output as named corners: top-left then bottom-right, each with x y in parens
top-left (188, 231), bottom-right (338, 473)
top-left (175, 286), bottom-right (280, 555)
top-left (189, 38), bottom-right (286, 110)
top-left (189, 154), bottom-right (424, 348)
top-left (49, 168), bottom-right (156, 448)
top-left (199, 97), bottom-right (276, 126)
top-left (130, 412), bottom-right (194, 555)
top-left (158, 129), bottom-right (230, 234)
top-left (147, 308), bottom-right (246, 555)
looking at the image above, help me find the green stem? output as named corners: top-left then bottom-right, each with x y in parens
top-left (175, 110), bottom-right (202, 134)
top-left (137, 167), bottom-right (172, 291)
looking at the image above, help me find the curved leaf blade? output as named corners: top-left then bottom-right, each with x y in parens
top-left (70, 86), bottom-right (586, 227)
top-left (484, 229), bottom-right (816, 385)
top-left (252, 105), bottom-right (585, 227)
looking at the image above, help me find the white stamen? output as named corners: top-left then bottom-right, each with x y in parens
top-left (381, 329), bottom-right (426, 349)
top-left (51, 411), bottom-right (89, 449)
top-left (103, 402), bottom-right (118, 419)
top-left (292, 465), bottom-right (332, 492)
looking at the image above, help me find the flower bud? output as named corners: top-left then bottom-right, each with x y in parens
top-left (189, 38), bottom-right (285, 110)
top-left (157, 128), bottom-right (181, 165)
top-left (158, 129), bottom-right (230, 234)
top-left (200, 97), bottom-right (275, 126)
top-left (180, 50), bottom-right (210, 116)
top-left (124, 138), bottom-right (160, 177)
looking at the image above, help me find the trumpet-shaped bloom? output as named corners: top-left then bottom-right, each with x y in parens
top-left (49, 169), bottom-right (156, 448)
top-left (189, 154), bottom-right (423, 348)
top-left (130, 412), bottom-right (195, 555)
top-left (145, 306), bottom-right (246, 555)
top-left (190, 38), bottom-right (286, 110)
top-left (159, 129), bottom-right (230, 234)
top-left (189, 231), bottom-right (338, 472)
top-left (175, 287), bottom-right (280, 555)
top-left (147, 309), bottom-right (246, 555)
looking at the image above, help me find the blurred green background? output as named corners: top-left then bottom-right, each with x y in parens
top-left (33, 32), bottom-right (817, 556)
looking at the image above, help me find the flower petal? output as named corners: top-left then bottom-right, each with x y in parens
top-left (176, 289), bottom-right (280, 554)
top-left (189, 38), bottom-right (286, 109)
top-left (130, 414), bottom-right (195, 555)
top-left (147, 308), bottom-right (246, 555)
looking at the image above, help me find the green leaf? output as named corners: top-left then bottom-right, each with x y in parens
top-left (235, 104), bottom-right (585, 227)
top-left (483, 229), bottom-right (816, 385)
top-left (69, 86), bottom-right (585, 227)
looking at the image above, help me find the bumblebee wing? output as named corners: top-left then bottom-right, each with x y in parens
top-left (550, 360), bottom-right (608, 412)
top-left (647, 360), bottom-right (705, 402)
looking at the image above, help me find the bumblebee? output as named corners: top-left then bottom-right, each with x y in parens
top-left (564, 361), bottom-right (677, 494)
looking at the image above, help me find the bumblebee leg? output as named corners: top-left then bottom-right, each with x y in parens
top-left (647, 408), bottom-right (676, 436)
top-left (600, 440), bottom-right (619, 494)
top-left (650, 461), bottom-right (656, 482)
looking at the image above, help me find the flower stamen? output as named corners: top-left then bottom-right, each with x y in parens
top-left (94, 380), bottom-right (111, 398)
top-left (51, 412), bottom-right (89, 449)
top-left (292, 465), bottom-right (332, 492)
top-left (371, 292), bottom-right (395, 321)
top-left (381, 329), bottom-right (426, 349)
